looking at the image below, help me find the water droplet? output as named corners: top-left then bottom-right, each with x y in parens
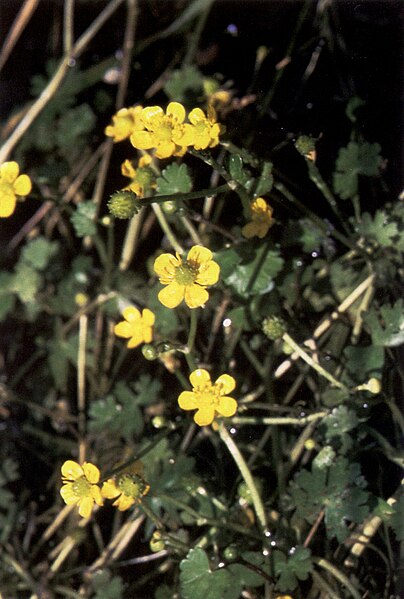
top-left (306, 102), bottom-right (313, 109)
top-left (362, 403), bottom-right (369, 409)
top-left (168, 458), bottom-right (175, 465)
top-left (289, 546), bottom-right (296, 555)
top-left (115, 49), bottom-right (123, 60)
top-left (264, 530), bottom-right (271, 537)
top-left (218, 561), bottom-right (225, 568)
top-left (262, 548), bottom-right (269, 556)
top-left (311, 251), bottom-right (318, 258)
top-left (223, 318), bottom-right (232, 328)
top-left (226, 24), bottom-right (238, 36)
top-left (296, 260), bottom-right (303, 267)
top-left (230, 427), bottom-right (237, 435)
top-left (270, 540), bottom-right (276, 547)
top-left (67, 58), bottom-right (76, 67)
top-left (299, 411), bottom-right (306, 418)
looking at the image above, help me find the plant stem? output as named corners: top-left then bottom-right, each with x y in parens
top-left (232, 412), bottom-right (327, 426)
top-left (152, 203), bottom-right (183, 254)
top-left (218, 422), bottom-right (268, 531)
top-left (313, 557), bottom-right (362, 599)
top-left (282, 332), bottom-right (349, 391)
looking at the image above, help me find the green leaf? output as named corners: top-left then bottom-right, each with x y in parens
top-left (390, 495), bottom-right (404, 541)
top-left (343, 345), bottom-right (384, 380)
top-left (156, 163), bottom-right (192, 195)
top-left (324, 406), bottom-right (358, 440)
top-left (333, 141), bottom-right (383, 199)
top-left (55, 104), bottom-right (96, 159)
top-left (346, 96), bottom-right (365, 123)
top-left (0, 459), bottom-right (19, 510)
top-left (298, 219), bottom-right (328, 253)
top-left (21, 236), bottom-right (59, 270)
top-left (155, 585), bottom-right (174, 599)
top-left (0, 272), bottom-right (15, 321)
top-left (254, 161), bottom-right (273, 196)
top-left (216, 242), bottom-right (284, 298)
top-left (180, 548), bottom-right (231, 599)
top-left (70, 201), bottom-right (97, 237)
top-left (91, 569), bottom-right (123, 599)
top-left (363, 299), bottom-right (404, 347)
top-left (356, 211), bottom-right (398, 247)
top-left (290, 457), bottom-right (370, 542)
top-left (273, 546), bottom-right (312, 592)
top-left (164, 65), bottom-right (204, 103)
top-left (228, 155), bottom-right (251, 187)
top-left (11, 263), bottom-right (42, 303)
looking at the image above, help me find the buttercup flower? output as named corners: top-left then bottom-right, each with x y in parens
top-left (178, 369), bottom-right (238, 426)
top-left (102, 461), bottom-right (150, 511)
top-left (121, 154), bottom-right (156, 197)
top-left (60, 460), bottom-right (103, 518)
top-left (242, 197), bottom-right (274, 239)
top-left (130, 102), bottom-right (194, 159)
top-left (188, 106), bottom-right (223, 150)
top-left (105, 106), bottom-right (143, 142)
top-left (0, 161), bottom-right (32, 218)
top-left (114, 306), bottom-right (155, 348)
top-left (154, 245), bottom-right (220, 309)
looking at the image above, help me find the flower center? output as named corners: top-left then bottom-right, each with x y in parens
top-left (157, 122), bottom-right (174, 142)
top-left (195, 383), bottom-right (221, 408)
top-left (174, 262), bottom-right (198, 286)
top-left (72, 475), bottom-right (92, 498)
top-left (118, 473), bottom-right (148, 498)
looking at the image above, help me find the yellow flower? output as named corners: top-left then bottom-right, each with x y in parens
top-left (121, 154), bottom-right (156, 197)
top-left (101, 461), bottom-right (150, 511)
top-left (114, 306), bottom-right (155, 348)
top-left (242, 197), bottom-right (274, 239)
top-left (130, 102), bottom-right (194, 159)
top-left (178, 369), bottom-right (237, 426)
top-left (105, 106), bottom-right (143, 142)
top-left (60, 460), bottom-right (103, 518)
top-left (0, 161), bottom-right (32, 218)
top-left (188, 106), bottom-right (222, 150)
top-left (154, 245), bottom-right (220, 309)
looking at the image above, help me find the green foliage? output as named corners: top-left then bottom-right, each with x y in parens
top-left (356, 210), bottom-right (398, 247)
top-left (20, 236), bottom-right (59, 270)
top-left (228, 154), bottom-right (251, 187)
top-left (90, 569), bottom-right (123, 599)
top-left (343, 344), bottom-right (384, 380)
top-left (89, 376), bottom-right (161, 441)
top-left (272, 546), bottom-right (312, 592)
top-left (290, 457), bottom-right (370, 542)
top-left (180, 548), bottom-right (231, 599)
top-left (333, 141), bottom-right (383, 199)
top-left (363, 299), bottom-right (404, 347)
top-left (390, 495), bottom-right (404, 541)
top-left (164, 65), bottom-right (205, 103)
top-left (70, 201), bottom-right (97, 237)
top-left (156, 163), bottom-right (193, 195)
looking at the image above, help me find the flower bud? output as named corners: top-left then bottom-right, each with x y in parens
top-left (295, 135), bottom-right (316, 157)
top-left (262, 315), bottom-right (286, 340)
top-left (108, 190), bottom-right (139, 219)
top-left (142, 344), bottom-right (158, 361)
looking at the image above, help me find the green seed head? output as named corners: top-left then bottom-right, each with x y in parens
top-left (108, 191), bottom-right (140, 219)
top-left (262, 315), bottom-right (286, 340)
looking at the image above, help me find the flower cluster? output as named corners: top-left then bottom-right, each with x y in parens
top-left (242, 197), bottom-right (274, 239)
top-left (0, 161), bottom-right (32, 218)
top-left (154, 245), bottom-right (220, 309)
top-left (106, 102), bottom-right (223, 159)
top-left (178, 369), bottom-right (238, 426)
top-left (60, 460), bottom-right (150, 517)
top-left (114, 306), bottom-right (155, 348)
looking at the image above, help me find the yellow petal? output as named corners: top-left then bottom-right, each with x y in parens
top-left (195, 260), bottom-right (220, 286)
top-left (194, 406), bottom-right (215, 427)
top-left (60, 483), bottom-right (79, 504)
top-left (187, 245), bottom-right (212, 265)
top-left (121, 159), bottom-right (136, 178)
top-left (155, 141), bottom-right (176, 159)
top-left (102, 479), bottom-right (120, 499)
top-left (14, 174), bottom-right (31, 196)
top-left (178, 391), bottom-right (199, 410)
top-left (184, 283), bottom-right (209, 308)
top-left (189, 369), bottom-right (211, 387)
top-left (114, 494), bottom-right (135, 511)
top-left (154, 253), bottom-right (180, 281)
top-left (130, 130), bottom-right (154, 150)
top-left (241, 222), bottom-right (257, 239)
top-left (0, 192), bottom-right (16, 217)
top-left (188, 108), bottom-right (205, 125)
top-left (82, 462), bottom-right (100, 484)
top-left (114, 321), bottom-right (134, 339)
top-left (126, 329), bottom-right (144, 348)
top-left (122, 306), bottom-right (141, 322)
top-left (142, 308), bottom-right (155, 326)
top-left (215, 374), bottom-right (236, 395)
top-left (91, 484), bottom-right (104, 506)
top-left (158, 282), bottom-right (184, 309)
top-left (217, 396), bottom-right (238, 418)
top-left (78, 496), bottom-right (94, 518)
top-left (166, 102), bottom-right (186, 123)
top-left (61, 460), bottom-right (84, 480)
top-left (141, 106), bottom-right (164, 123)
top-left (0, 161), bottom-right (18, 182)
top-left (138, 154), bottom-right (152, 167)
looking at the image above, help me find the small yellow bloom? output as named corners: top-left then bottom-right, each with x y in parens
top-left (188, 106), bottom-right (222, 150)
top-left (178, 369), bottom-right (238, 426)
top-left (130, 102), bottom-right (194, 159)
top-left (0, 161), bottom-right (32, 218)
top-left (60, 460), bottom-right (103, 518)
top-left (242, 197), bottom-right (274, 239)
top-left (105, 106), bottom-right (143, 142)
top-left (121, 154), bottom-right (156, 197)
top-left (114, 306), bottom-right (155, 348)
top-left (101, 461), bottom-right (150, 511)
top-left (154, 245), bottom-right (220, 309)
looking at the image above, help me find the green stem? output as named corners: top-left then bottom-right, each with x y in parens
top-left (282, 332), bottom-right (349, 391)
top-left (313, 557), bottom-right (361, 599)
top-left (152, 203), bottom-right (183, 254)
top-left (232, 412), bottom-right (327, 426)
top-left (147, 183), bottom-right (230, 206)
top-left (182, 0), bottom-right (214, 67)
top-left (218, 422), bottom-right (268, 531)
top-left (239, 338), bottom-right (265, 377)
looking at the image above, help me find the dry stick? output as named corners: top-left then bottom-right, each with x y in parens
top-left (77, 315), bottom-right (88, 464)
top-left (0, 0), bottom-right (126, 164)
top-left (63, 0), bottom-right (75, 55)
top-left (274, 274), bottom-right (375, 379)
top-left (0, 0), bottom-right (40, 73)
